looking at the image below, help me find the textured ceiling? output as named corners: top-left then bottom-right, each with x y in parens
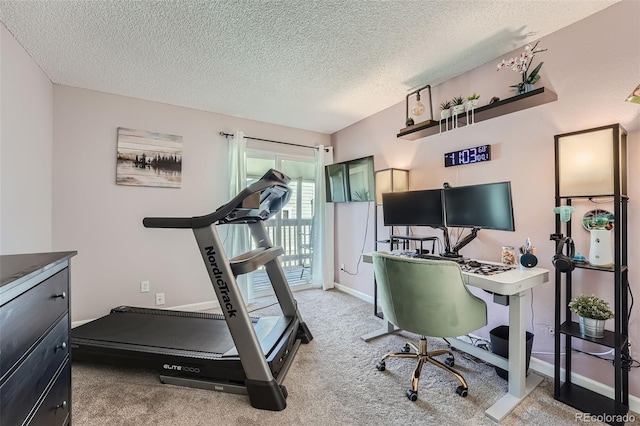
top-left (0, 1), bottom-right (620, 134)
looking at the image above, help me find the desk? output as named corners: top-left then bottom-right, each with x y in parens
top-left (361, 252), bottom-right (549, 422)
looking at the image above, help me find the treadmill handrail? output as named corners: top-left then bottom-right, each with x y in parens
top-left (143, 169), bottom-right (290, 229)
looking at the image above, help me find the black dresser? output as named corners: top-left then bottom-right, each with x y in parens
top-left (1, 251), bottom-right (77, 426)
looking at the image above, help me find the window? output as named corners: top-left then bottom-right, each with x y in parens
top-left (246, 151), bottom-right (316, 296)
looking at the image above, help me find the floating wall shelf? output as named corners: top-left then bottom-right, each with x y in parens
top-left (397, 87), bottom-right (558, 140)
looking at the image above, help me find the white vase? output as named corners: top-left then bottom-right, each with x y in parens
top-left (440, 109), bottom-right (451, 119)
top-left (579, 316), bottom-right (605, 338)
top-left (517, 83), bottom-right (534, 94)
top-left (465, 99), bottom-right (478, 110)
top-left (451, 105), bottom-right (465, 115)
top-left (589, 228), bottom-right (613, 267)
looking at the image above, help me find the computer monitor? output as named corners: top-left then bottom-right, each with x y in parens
top-left (381, 189), bottom-right (444, 227)
top-left (443, 181), bottom-right (515, 231)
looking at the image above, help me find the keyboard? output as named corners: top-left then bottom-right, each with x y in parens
top-left (417, 253), bottom-right (452, 261)
top-left (396, 251), bottom-right (515, 275)
top-left (460, 261), bottom-right (515, 276)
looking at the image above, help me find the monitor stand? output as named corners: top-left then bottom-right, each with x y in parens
top-left (441, 251), bottom-right (463, 259)
top-left (440, 227), bottom-right (481, 258)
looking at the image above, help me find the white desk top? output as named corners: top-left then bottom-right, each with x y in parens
top-left (362, 252), bottom-right (549, 296)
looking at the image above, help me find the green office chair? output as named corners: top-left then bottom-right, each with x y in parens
top-left (372, 251), bottom-right (487, 401)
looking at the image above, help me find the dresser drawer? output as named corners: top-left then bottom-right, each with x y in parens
top-left (0, 315), bottom-right (69, 426)
top-left (0, 268), bottom-right (69, 381)
top-left (27, 359), bottom-right (71, 426)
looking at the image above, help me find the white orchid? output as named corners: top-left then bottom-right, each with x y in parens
top-left (497, 41), bottom-right (547, 92)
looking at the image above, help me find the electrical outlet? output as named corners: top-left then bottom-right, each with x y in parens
top-left (340, 264), bottom-right (345, 271)
top-left (140, 280), bottom-right (150, 293)
top-left (155, 293), bottom-right (165, 306)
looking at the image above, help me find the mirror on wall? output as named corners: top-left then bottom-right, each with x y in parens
top-left (325, 156), bottom-right (374, 202)
top-left (325, 163), bottom-right (348, 202)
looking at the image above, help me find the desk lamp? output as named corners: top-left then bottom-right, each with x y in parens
top-left (625, 83), bottom-right (640, 104)
top-left (405, 84), bottom-right (433, 127)
top-left (374, 168), bottom-right (409, 205)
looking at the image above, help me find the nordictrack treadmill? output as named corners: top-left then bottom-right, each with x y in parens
top-left (71, 169), bottom-right (313, 411)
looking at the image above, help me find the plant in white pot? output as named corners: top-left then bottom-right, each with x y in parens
top-left (451, 96), bottom-right (465, 115)
top-left (466, 92), bottom-right (480, 110)
top-left (568, 294), bottom-right (614, 338)
top-left (440, 101), bottom-right (452, 120)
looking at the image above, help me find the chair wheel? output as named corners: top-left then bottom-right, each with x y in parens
top-left (445, 356), bottom-right (455, 367)
top-left (401, 344), bottom-right (411, 353)
top-left (456, 386), bottom-right (468, 397)
top-left (406, 390), bottom-right (418, 401)
top-left (375, 362), bottom-right (386, 371)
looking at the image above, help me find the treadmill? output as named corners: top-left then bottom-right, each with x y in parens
top-left (71, 169), bottom-right (313, 411)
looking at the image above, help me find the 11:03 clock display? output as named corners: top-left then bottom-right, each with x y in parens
top-left (444, 144), bottom-right (491, 167)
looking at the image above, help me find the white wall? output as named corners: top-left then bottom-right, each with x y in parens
top-left (52, 86), bottom-right (329, 321)
top-left (1, 23), bottom-right (53, 253)
top-left (331, 1), bottom-right (640, 397)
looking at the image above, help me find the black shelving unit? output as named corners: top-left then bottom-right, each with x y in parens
top-left (553, 124), bottom-right (629, 425)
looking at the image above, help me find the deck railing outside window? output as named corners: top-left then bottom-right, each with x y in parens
top-left (260, 218), bottom-right (312, 268)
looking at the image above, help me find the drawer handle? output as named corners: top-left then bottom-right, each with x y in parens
top-left (55, 342), bottom-right (67, 351)
top-left (53, 291), bottom-right (67, 299)
top-left (56, 400), bottom-right (68, 410)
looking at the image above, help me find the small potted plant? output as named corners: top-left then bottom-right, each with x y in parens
top-left (466, 92), bottom-right (480, 110)
top-left (440, 101), bottom-right (451, 120)
top-left (568, 294), bottom-right (614, 338)
top-left (451, 96), bottom-right (465, 115)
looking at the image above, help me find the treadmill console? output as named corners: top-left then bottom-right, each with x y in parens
top-left (143, 169), bottom-right (292, 229)
top-left (219, 169), bottom-right (292, 224)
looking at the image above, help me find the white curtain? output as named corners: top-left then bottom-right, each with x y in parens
top-left (311, 146), bottom-right (335, 290)
top-left (226, 131), bottom-right (252, 302)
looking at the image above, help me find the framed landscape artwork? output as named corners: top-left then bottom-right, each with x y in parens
top-left (116, 127), bottom-right (183, 188)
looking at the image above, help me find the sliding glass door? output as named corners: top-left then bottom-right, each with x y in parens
top-left (247, 151), bottom-right (316, 297)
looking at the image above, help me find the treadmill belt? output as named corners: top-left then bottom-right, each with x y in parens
top-left (72, 308), bottom-right (255, 354)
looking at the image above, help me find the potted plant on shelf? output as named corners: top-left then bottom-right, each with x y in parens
top-left (568, 294), bottom-right (614, 338)
top-left (440, 101), bottom-right (452, 120)
top-left (497, 40), bottom-right (547, 94)
top-left (451, 96), bottom-right (465, 115)
top-left (466, 92), bottom-right (480, 110)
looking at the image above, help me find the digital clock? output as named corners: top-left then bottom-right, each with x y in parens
top-left (444, 144), bottom-right (491, 167)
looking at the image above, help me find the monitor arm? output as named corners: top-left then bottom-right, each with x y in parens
top-left (441, 227), bottom-right (481, 258)
top-left (437, 226), bottom-right (452, 254)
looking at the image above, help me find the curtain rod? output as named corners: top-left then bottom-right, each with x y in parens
top-left (219, 131), bottom-right (320, 150)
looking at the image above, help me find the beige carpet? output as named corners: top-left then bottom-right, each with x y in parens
top-left (72, 288), bottom-right (615, 425)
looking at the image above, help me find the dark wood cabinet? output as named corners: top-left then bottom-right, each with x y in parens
top-left (1, 251), bottom-right (76, 426)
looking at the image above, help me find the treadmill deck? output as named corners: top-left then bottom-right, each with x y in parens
top-left (71, 306), bottom-right (281, 357)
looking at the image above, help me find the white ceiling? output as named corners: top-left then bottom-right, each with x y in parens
top-left (0, 0), bottom-right (620, 134)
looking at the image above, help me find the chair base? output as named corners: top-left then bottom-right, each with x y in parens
top-left (375, 336), bottom-right (469, 401)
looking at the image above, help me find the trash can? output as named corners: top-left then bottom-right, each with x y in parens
top-left (489, 325), bottom-right (534, 380)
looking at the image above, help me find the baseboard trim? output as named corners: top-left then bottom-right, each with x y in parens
top-left (333, 282), bottom-right (373, 304)
top-left (172, 300), bottom-right (220, 312)
top-left (71, 299), bottom-right (221, 329)
top-left (529, 357), bottom-right (639, 413)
